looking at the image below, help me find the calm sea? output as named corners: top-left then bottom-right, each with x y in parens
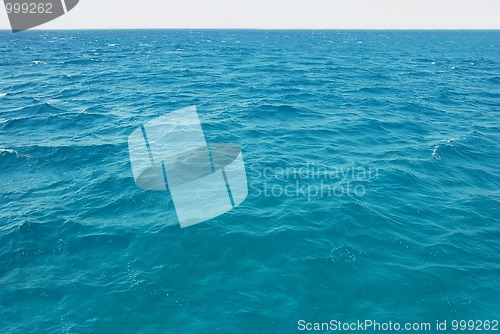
top-left (0, 30), bottom-right (499, 333)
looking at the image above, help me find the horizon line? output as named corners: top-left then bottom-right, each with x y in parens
top-left (1, 27), bottom-right (500, 32)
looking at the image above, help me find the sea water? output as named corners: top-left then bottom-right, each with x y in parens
top-left (0, 30), bottom-right (499, 333)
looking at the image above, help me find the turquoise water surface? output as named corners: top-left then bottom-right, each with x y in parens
top-left (0, 30), bottom-right (499, 333)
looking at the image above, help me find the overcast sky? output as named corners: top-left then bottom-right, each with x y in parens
top-left (1, 0), bottom-right (500, 30)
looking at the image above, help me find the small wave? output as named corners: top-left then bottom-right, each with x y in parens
top-left (432, 146), bottom-right (441, 160)
top-left (432, 136), bottom-right (463, 160)
top-left (10, 102), bottom-right (63, 118)
top-left (30, 60), bottom-right (47, 66)
top-left (487, 76), bottom-right (500, 84)
top-left (0, 148), bottom-right (31, 159)
top-left (63, 58), bottom-right (97, 65)
top-left (412, 58), bottom-right (436, 63)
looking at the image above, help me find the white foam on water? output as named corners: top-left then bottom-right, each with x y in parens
top-left (432, 146), bottom-right (441, 160)
top-left (432, 136), bottom-right (463, 160)
top-left (447, 137), bottom-right (461, 143)
top-left (31, 60), bottom-right (47, 66)
top-left (0, 148), bottom-right (31, 159)
top-left (0, 93), bottom-right (6, 97)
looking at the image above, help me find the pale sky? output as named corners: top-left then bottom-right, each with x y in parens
top-left (1, 0), bottom-right (500, 30)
